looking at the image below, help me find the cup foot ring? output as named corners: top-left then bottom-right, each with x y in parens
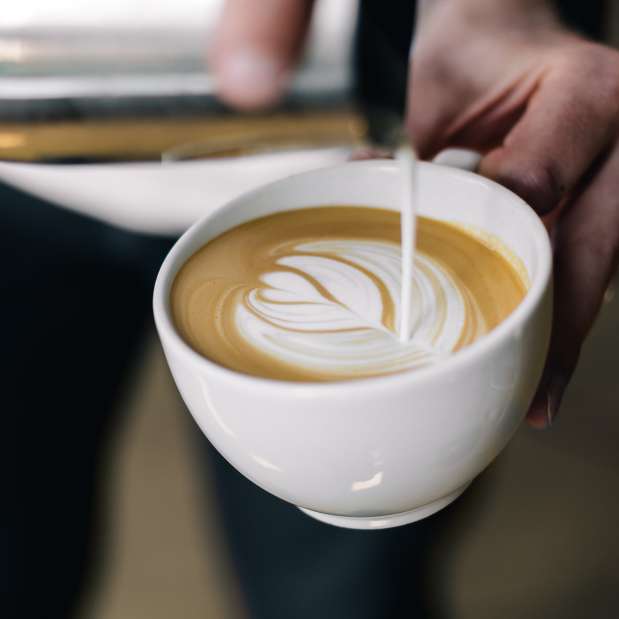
top-left (298, 483), bottom-right (471, 530)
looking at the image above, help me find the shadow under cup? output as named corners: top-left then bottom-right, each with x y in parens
top-left (153, 160), bottom-right (553, 530)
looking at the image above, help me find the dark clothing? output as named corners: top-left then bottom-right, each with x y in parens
top-left (5, 184), bottom-right (436, 619)
top-left (5, 187), bottom-right (172, 618)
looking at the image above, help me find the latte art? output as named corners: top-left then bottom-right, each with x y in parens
top-left (238, 241), bottom-right (466, 376)
top-left (172, 207), bottom-right (527, 381)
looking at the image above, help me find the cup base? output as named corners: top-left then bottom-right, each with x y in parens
top-left (298, 483), bottom-right (470, 530)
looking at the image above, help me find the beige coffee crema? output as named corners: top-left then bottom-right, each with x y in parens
top-left (171, 207), bottom-right (528, 381)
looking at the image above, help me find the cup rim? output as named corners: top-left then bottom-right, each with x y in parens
top-left (153, 159), bottom-right (552, 394)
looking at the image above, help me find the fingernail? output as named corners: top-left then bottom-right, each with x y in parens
top-left (546, 373), bottom-right (568, 426)
top-left (217, 48), bottom-right (285, 107)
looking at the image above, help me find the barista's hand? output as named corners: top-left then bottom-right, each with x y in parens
top-left (209, 0), bottom-right (314, 109)
top-left (211, 0), bottom-right (619, 428)
top-left (409, 3), bottom-right (619, 427)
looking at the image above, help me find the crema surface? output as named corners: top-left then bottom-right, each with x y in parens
top-left (171, 207), bottom-right (527, 381)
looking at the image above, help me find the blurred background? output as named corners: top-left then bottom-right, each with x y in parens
top-left (3, 1), bottom-right (618, 618)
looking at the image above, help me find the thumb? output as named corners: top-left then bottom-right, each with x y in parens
top-left (209, 0), bottom-right (315, 110)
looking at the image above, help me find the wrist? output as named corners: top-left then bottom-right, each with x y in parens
top-left (419, 0), bottom-right (559, 24)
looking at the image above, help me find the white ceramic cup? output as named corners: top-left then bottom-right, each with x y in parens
top-left (153, 160), bottom-right (553, 530)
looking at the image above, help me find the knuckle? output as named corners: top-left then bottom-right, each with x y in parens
top-left (558, 43), bottom-right (619, 114)
top-left (494, 160), bottom-right (564, 213)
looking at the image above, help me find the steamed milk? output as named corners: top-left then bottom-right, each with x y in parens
top-left (171, 207), bottom-right (528, 381)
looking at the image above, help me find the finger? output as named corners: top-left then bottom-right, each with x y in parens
top-left (209, 0), bottom-right (314, 109)
top-left (408, 62), bottom-right (539, 160)
top-left (406, 46), bottom-right (478, 158)
top-left (527, 143), bottom-right (619, 429)
top-left (479, 58), bottom-right (619, 215)
top-left (406, 3), bottom-right (547, 161)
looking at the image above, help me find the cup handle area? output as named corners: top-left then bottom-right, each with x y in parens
top-left (432, 148), bottom-right (481, 172)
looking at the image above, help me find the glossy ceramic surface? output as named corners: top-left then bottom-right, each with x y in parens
top-left (153, 160), bottom-right (552, 529)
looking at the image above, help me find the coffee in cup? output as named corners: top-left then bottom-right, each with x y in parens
top-left (154, 160), bottom-right (552, 529)
top-left (171, 206), bottom-right (528, 381)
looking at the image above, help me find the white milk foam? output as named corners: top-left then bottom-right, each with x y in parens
top-left (235, 239), bottom-right (468, 378)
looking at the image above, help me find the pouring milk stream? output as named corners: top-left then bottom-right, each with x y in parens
top-left (396, 144), bottom-right (418, 342)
